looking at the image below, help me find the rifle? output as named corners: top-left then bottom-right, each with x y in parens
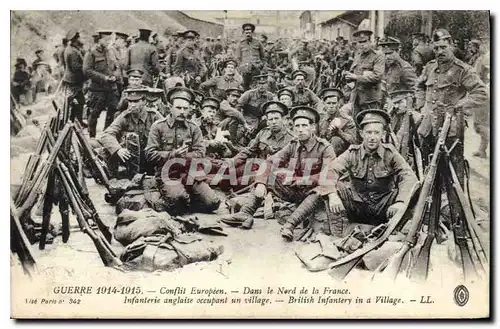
top-left (11, 200), bottom-right (38, 277)
top-left (328, 182), bottom-right (420, 280)
top-left (372, 111), bottom-right (453, 282)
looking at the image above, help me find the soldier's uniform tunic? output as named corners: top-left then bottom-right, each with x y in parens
top-left (318, 111), bottom-right (357, 155)
top-left (411, 43), bottom-right (434, 76)
top-left (290, 86), bottom-right (325, 113)
top-left (173, 45), bottom-right (207, 85)
top-left (235, 38), bottom-right (265, 89)
top-left (384, 57), bottom-right (417, 94)
top-left (327, 143), bottom-right (418, 226)
top-left (237, 88), bottom-right (276, 132)
top-left (164, 44), bottom-right (180, 75)
top-left (100, 107), bottom-right (163, 175)
top-left (126, 40), bottom-right (160, 86)
top-left (200, 75), bottom-right (243, 100)
top-left (233, 126), bottom-right (295, 162)
top-left (145, 114), bottom-right (219, 215)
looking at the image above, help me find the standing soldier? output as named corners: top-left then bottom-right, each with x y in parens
top-left (236, 23), bottom-right (265, 90)
top-left (83, 31), bottom-right (121, 137)
top-left (151, 31), bottom-right (166, 62)
top-left (213, 36), bottom-right (224, 56)
top-left (100, 88), bottom-right (163, 177)
top-left (325, 109), bottom-right (418, 237)
top-left (62, 29), bottom-right (86, 125)
top-left (411, 32), bottom-right (435, 76)
top-left (344, 29), bottom-right (385, 119)
top-left (415, 29), bottom-right (488, 236)
top-left (126, 28), bottom-right (160, 87)
top-left (318, 88), bottom-right (357, 155)
top-left (200, 58), bottom-right (243, 100)
top-left (164, 31), bottom-right (182, 78)
top-left (237, 74), bottom-right (276, 138)
top-left (289, 39), bottom-right (315, 88)
top-left (289, 70), bottom-right (324, 112)
top-left (145, 87), bottom-right (220, 215)
top-left (379, 37), bottom-right (417, 96)
top-left (173, 30), bottom-right (207, 90)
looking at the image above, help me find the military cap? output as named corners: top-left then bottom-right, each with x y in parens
top-left (193, 90), bottom-right (205, 105)
top-left (33, 61), bottom-right (50, 69)
top-left (262, 101), bottom-right (288, 116)
top-left (225, 88), bottom-right (243, 97)
top-left (166, 87), bottom-right (195, 104)
top-left (290, 106), bottom-right (320, 123)
top-left (201, 97), bottom-right (221, 110)
top-left (146, 88), bottom-right (165, 102)
top-left (66, 29), bottom-right (79, 41)
top-left (277, 88), bottom-right (295, 102)
top-left (261, 33), bottom-right (268, 40)
top-left (16, 58), bottom-right (27, 67)
top-left (35, 49), bottom-right (43, 55)
top-left (115, 32), bottom-right (129, 40)
top-left (15, 62), bottom-right (25, 69)
top-left (432, 28), bottom-right (452, 42)
top-left (389, 90), bottom-right (414, 103)
top-left (242, 23), bottom-right (256, 32)
top-left (183, 30), bottom-right (199, 39)
top-left (223, 57), bottom-right (238, 67)
top-left (254, 74), bottom-right (269, 83)
top-left (127, 68), bottom-right (144, 78)
top-left (164, 76), bottom-right (185, 90)
top-left (378, 37), bottom-right (400, 53)
top-left (125, 88), bottom-right (149, 101)
top-left (353, 29), bottom-right (373, 41)
top-left (291, 69), bottom-right (307, 80)
top-left (319, 88), bottom-right (343, 101)
top-left (139, 28), bottom-right (152, 35)
top-left (356, 109), bottom-right (391, 127)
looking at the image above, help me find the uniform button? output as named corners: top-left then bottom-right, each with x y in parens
top-left (432, 101), bottom-right (436, 104)
top-left (436, 69), bottom-right (440, 73)
top-left (369, 167), bottom-right (373, 171)
top-left (368, 180), bottom-right (373, 183)
top-left (435, 80), bottom-right (438, 83)
top-left (433, 90), bottom-right (437, 93)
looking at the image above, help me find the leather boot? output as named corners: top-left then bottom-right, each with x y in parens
top-left (280, 193), bottom-right (321, 242)
top-left (221, 194), bottom-right (263, 228)
top-left (326, 208), bottom-right (346, 238)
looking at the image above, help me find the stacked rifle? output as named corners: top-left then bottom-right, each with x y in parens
top-left (328, 109), bottom-right (489, 282)
top-left (11, 97), bottom-right (122, 274)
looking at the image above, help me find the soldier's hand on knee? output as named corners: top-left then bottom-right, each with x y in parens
top-left (328, 192), bottom-right (345, 214)
top-left (174, 145), bottom-right (189, 157)
top-left (117, 148), bottom-right (132, 162)
top-left (254, 183), bottom-right (267, 198)
top-left (386, 201), bottom-right (405, 218)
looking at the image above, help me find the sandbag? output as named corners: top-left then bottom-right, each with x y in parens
top-left (113, 208), bottom-right (183, 246)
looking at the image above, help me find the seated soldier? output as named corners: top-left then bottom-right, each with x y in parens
top-left (190, 90), bottom-right (205, 120)
top-left (223, 106), bottom-right (336, 232)
top-left (325, 109), bottom-right (418, 238)
top-left (115, 69), bottom-right (147, 116)
top-left (145, 87), bottom-right (168, 117)
top-left (199, 57), bottom-right (243, 100)
top-left (388, 89), bottom-right (422, 163)
top-left (196, 97), bottom-right (235, 158)
top-left (145, 87), bottom-right (220, 215)
top-left (216, 88), bottom-right (248, 152)
top-left (289, 69), bottom-right (325, 113)
top-left (277, 88), bottom-right (295, 129)
top-left (100, 88), bottom-right (163, 178)
top-left (318, 88), bottom-right (357, 155)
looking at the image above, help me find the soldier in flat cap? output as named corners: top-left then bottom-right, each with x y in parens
top-left (173, 30), bottom-right (207, 90)
top-left (126, 28), bottom-right (160, 86)
top-left (62, 29), bottom-right (86, 124)
top-left (277, 88), bottom-right (294, 109)
top-left (237, 73), bottom-right (276, 139)
top-left (415, 28), bottom-right (488, 180)
top-left (236, 23), bottom-right (265, 90)
top-left (411, 32), bottom-right (435, 76)
top-left (145, 87), bottom-right (168, 117)
top-left (213, 35), bottom-right (225, 57)
top-left (145, 87), bottom-right (220, 215)
top-left (388, 89), bottom-right (422, 163)
top-left (289, 39), bottom-right (315, 88)
top-left (11, 60), bottom-right (31, 104)
top-left (83, 30), bottom-right (122, 137)
top-left (100, 88), bottom-right (163, 177)
top-left (345, 29), bottom-right (385, 119)
top-left (200, 57), bottom-right (243, 100)
top-left (217, 88), bottom-right (249, 150)
top-left (323, 109), bottom-right (418, 237)
top-left (164, 31), bottom-right (183, 78)
top-left (289, 69), bottom-right (324, 112)
top-left (115, 69), bottom-right (148, 116)
top-left (379, 37), bottom-right (417, 95)
top-left (318, 88), bottom-right (356, 155)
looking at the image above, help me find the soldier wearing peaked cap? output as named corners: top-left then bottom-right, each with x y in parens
top-left (379, 37), bottom-right (417, 95)
top-left (126, 28), bottom-right (160, 86)
top-left (173, 30), bottom-right (207, 89)
top-left (200, 56), bottom-right (243, 100)
top-left (289, 38), bottom-right (315, 88)
top-left (216, 87), bottom-right (249, 152)
top-left (277, 88), bottom-right (295, 109)
top-left (318, 88), bottom-right (356, 155)
top-left (115, 69), bottom-right (148, 116)
top-left (387, 89), bottom-right (422, 163)
top-left (289, 69), bottom-right (325, 113)
top-left (62, 28), bottom-right (86, 125)
top-left (236, 22), bottom-right (265, 90)
top-left (100, 87), bottom-right (163, 177)
top-left (229, 105), bottom-right (337, 235)
top-left (83, 30), bottom-right (122, 137)
top-left (145, 87), bottom-right (168, 117)
top-left (145, 86), bottom-right (221, 215)
top-left (321, 108), bottom-right (418, 237)
top-left (411, 32), bottom-right (435, 76)
top-left (345, 28), bottom-right (385, 120)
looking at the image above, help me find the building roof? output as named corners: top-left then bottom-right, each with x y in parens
top-left (319, 10), bottom-right (369, 27)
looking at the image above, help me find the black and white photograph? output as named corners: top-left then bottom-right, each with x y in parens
top-left (9, 9), bottom-right (491, 319)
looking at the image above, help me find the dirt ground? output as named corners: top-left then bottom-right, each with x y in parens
top-left (10, 95), bottom-right (490, 288)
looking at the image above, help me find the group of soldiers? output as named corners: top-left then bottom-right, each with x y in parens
top-left (13, 22), bottom-right (490, 242)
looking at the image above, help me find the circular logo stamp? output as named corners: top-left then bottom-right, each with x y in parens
top-left (453, 285), bottom-right (469, 307)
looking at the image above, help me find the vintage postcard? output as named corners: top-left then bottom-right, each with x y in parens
top-left (10, 9), bottom-right (490, 319)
